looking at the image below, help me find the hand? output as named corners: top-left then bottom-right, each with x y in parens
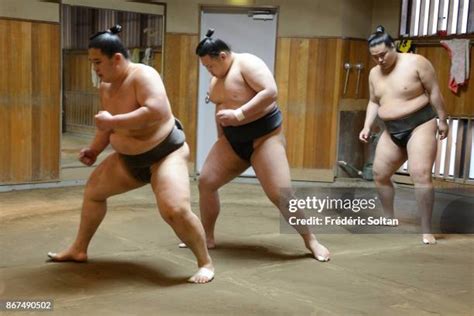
top-left (216, 109), bottom-right (240, 127)
top-left (78, 148), bottom-right (98, 166)
top-left (438, 119), bottom-right (449, 140)
top-left (359, 127), bottom-right (371, 143)
top-left (95, 111), bottom-right (115, 131)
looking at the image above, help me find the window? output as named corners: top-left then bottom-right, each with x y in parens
top-left (400, 0), bottom-right (473, 37)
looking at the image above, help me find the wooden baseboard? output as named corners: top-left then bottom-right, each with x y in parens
top-left (290, 168), bottom-right (334, 182)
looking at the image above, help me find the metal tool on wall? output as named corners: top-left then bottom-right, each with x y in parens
top-left (354, 63), bottom-right (364, 97)
top-left (343, 63), bottom-right (352, 95)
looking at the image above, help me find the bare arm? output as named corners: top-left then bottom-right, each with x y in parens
top-left (111, 67), bottom-right (169, 130)
top-left (207, 79), bottom-right (224, 137)
top-left (215, 106), bottom-right (224, 138)
top-left (89, 129), bottom-right (111, 154)
top-left (238, 54), bottom-right (278, 120)
top-left (364, 76), bottom-right (380, 130)
top-left (359, 74), bottom-right (379, 143)
top-left (418, 56), bottom-right (448, 120)
top-left (417, 55), bottom-right (449, 139)
top-left (92, 85), bottom-right (111, 153)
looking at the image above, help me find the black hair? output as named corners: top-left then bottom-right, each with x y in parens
top-left (367, 25), bottom-right (395, 48)
top-left (89, 25), bottom-right (129, 59)
top-left (195, 28), bottom-right (231, 57)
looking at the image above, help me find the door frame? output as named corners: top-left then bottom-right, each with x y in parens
top-left (195, 4), bottom-right (280, 175)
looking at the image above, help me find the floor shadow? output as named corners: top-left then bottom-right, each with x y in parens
top-left (39, 258), bottom-right (189, 288)
top-left (205, 241), bottom-right (311, 261)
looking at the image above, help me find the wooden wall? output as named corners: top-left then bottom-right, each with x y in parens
top-left (0, 19), bottom-right (60, 184)
top-left (163, 33), bottom-right (199, 166)
top-left (276, 38), bottom-right (343, 180)
top-left (416, 45), bottom-right (474, 117)
top-left (340, 39), bottom-right (371, 100)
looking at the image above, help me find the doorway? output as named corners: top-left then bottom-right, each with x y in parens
top-left (196, 6), bottom-right (278, 176)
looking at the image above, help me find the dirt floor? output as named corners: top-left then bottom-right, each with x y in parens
top-left (1, 177), bottom-right (473, 315)
top-left (0, 133), bottom-right (472, 315)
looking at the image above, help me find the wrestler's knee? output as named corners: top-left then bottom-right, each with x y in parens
top-left (84, 182), bottom-right (107, 202)
top-left (373, 167), bottom-right (392, 185)
top-left (159, 203), bottom-right (190, 224)
top-left (83, 174), bottom-right (109, 202)
top-left (410, 167), bottom-right (432, 185)
top-left (268, 188), bottom-right (293, 209)
top-left (198, 173), bottom-right (219, 192)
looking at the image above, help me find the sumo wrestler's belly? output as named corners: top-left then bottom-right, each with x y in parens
top-left (109, 121), bottom-right (174, 155)
top-left (377, 93), bottom-right (430, 120)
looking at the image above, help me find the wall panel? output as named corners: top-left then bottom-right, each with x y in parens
top-left (0, 19), bottom-right (60, 184)
top-left (163, 33), bottom-right (199, 165)
top-left (275, 37), bottom-right (343, 180)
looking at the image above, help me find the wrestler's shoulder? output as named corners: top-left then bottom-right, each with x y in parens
top-left (404, 52), bottom-right (430, 65)
top-left (368, 65), bottom-right (381, 79)
top-left (238, 53), bottom-right (265, 64)
top-left (130, 63), bottom-right (161, 80)
top-left (237, 53), bottom-right (268, 73)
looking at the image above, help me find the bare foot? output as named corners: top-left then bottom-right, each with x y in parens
top-left (305, 239), bottom-right (330, 262)
top-left (188, 265), bottom-right (215, 284)
top-left (178, 239), bottom-right (216, 249)
top-left (47, 248), bottom-right (88, 262)
top-left (422, 234), bottom-right (436, 245)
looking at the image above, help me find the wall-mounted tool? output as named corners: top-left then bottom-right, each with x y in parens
top-left (354, 63), bottom-right (364, 97)
top-left (343, 63), bottom-right (352, 96)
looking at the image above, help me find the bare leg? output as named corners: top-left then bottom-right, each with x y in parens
top-left (407, 119), bottom-right (438, 244)
top-left (197, 137), bottom-right (249, 248)
top-left (151, 144), bottom-right (214, 283)
top-left (373, 131), bottom-right (407, 222)
top-left (48, 153), bottom-right (144, 262)
top-left (251, 128), bottom-right (330, 262)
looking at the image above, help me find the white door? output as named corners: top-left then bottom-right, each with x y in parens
top-left (196, 8), bottom-right (278, 176)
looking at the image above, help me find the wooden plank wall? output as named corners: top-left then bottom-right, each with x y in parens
top-left (0, 19), bottom-right (60, 184)
top-left (63, 50), bottom-right (163, 135)
top-left (340, 39), bottom-right (371, 100)
top-left (275, 38), bottom-right (343, 180)
top-left (163, 33), bottom-right (199, 165)
top-left (416, 45), bottom-right (474, 117)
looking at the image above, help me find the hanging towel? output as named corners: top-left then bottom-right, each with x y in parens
top-left (440, 39), bottom-right (470, 93)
